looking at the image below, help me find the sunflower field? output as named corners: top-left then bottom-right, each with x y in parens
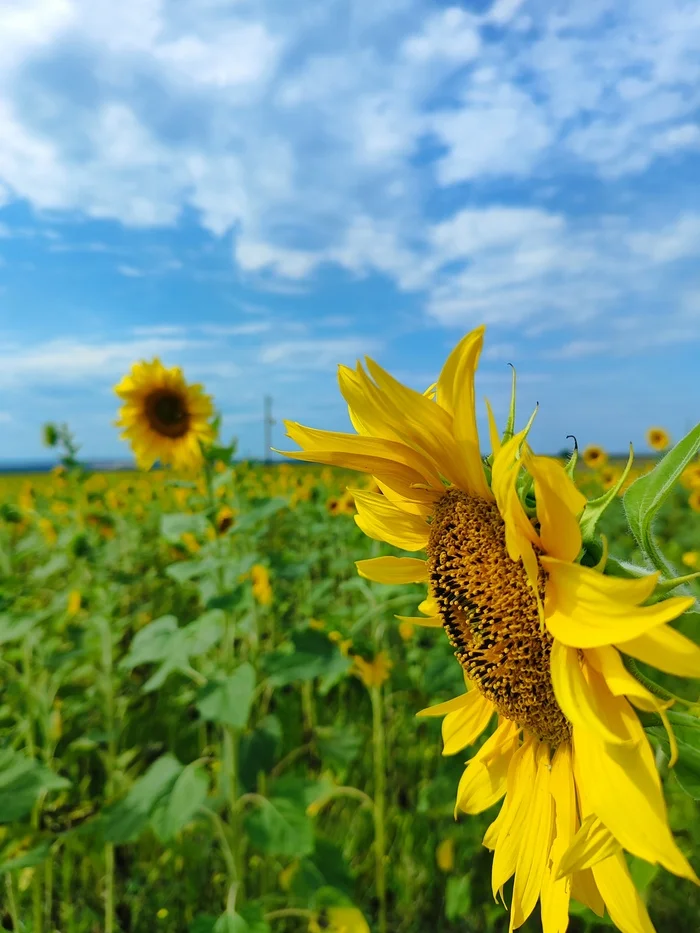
top-left (0, 342), bottom-right (699, 933)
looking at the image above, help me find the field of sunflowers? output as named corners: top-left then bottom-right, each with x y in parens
top-left (0, 348), bottom-right (699, 933)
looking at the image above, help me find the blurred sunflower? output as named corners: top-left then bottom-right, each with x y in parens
top-left (114, 359), bottom-right (214, 471)
top-left (281, 326), bottom-right (699, 933)
top-left (352, 652), bottom-right (393, 689)
top-left (690, 490), bottom-right (700, 513)
top-left (646, 427), bottom-right (670, 452)
top-left (582, 444), bottom-right (607, 469)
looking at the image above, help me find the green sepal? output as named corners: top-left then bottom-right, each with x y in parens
top-left (579, 444), bottom-right (633, 544)
top-left (623, 421), bottom-right (700, 575)
top-left (564, 436), bottom-right (579, 480)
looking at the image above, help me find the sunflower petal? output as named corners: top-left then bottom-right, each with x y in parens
top-left (355, 556), bottom-right (428, 584)
top-left (395, 614), bottom-right (443, 628)
top-left (570, 869), bottom-right (605, 917)
top-left (527, 453), bottom-right (585, 562)
top-left (591, 852), bottom-right (656, 933)
top-left (416, 693), bottom-right (470, 718)
top-left (617, 623), bottom-right (700, 679)
top-left (543, 558), bottom-right (694, 648)
top-left (351, 488), bottom-right (430, 551)
top-left (573, 703), bottom-right (697, 881)
top-left (491, 738), bottom-right (537, 901)
top-left (510, 743), bottom-right (554, 931)
top-left (441, 690), bottom-right (495, 755)
top-left (557, 814), bottom-right (619, 876)
top-left (540, 743), bottom-right (576, 933)
top-left (455, 719), bottom-right (519, 815)
top-left (550, 641), bottom-right (630, 744)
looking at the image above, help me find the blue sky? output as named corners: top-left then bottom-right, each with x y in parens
top-left (0, 0), bottom-right (699, 462)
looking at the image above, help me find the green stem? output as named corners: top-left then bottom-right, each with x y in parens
top-left (101, 618), bottom-right (117, 933)
top-left (62, 844), bottom-right (76, 933)
top-left (5, 874), bottom-right (20, 933)
top-left (370, 685), bottom-right (388, 933)
top-left (626, 658), bottom-right (695, 707)
top-left (44, 853), bottom-right (54, 929)
top-left (265, 908), bottom-right (314, 922)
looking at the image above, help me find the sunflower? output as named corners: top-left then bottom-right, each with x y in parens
top-left (646, 427), bottom-right (670, 452)
top-left (690, 489), bottom-right (700, 513)
top-left (114, 359), bottom-right (214, 472)
top-left (582, 444), bottom-right (607, 469)
top-left (281, 326), bottom-right (699, 933)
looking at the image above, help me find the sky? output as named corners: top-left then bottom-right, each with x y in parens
top-left (0, 0), bottom-right (699, 462)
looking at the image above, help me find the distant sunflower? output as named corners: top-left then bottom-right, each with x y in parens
top-left (114, 359), bottom-right (214, 472)
top-left (281, 326), bottom-right (699, 933)
top-left (690, 490), bottom-right (700, 513)
top-left (582, 444), bottom-right (607, 469)
top-left (646, 427), bottom-right (670, 452)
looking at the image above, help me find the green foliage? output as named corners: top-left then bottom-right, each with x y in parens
top-left (196, 664), bottom-right (256, 729)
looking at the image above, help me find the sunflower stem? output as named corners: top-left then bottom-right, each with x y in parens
top-left (370, 684), bottom-right (388, 933)
top-left (625, 658), bottom-right (695, 707)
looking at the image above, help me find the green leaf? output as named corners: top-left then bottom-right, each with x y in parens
top-left (206, 588), bottom-right (244, 612)
top-left (623, 422), bottom-right (700, 574)
top-left (166, 559), bottom-right (219, 584)
top-left (0, 750), bottom-right (70, 823)
top-left (244, 796), bottom-right (314, 857)
top-left (0, 614), bottom-right (39, 645)
top-left (100, 755), bottom-right (183, 843)
top-left (160, 512), bottom-right (210, 543)
top-left (261, 629), bottom-right (339, 687)
top-left (233, 498), bottom-right (288, 534)
top-left (291, 838), bottom-right (354, 899)
top-left (646, 711), bottom-right (700, 800)
top-left (445, 876), bottom-right (472, 921)
top-left (240, 716), bottom-right (282, 792)
top-left (189, 915), bottom-right (217, 933)
top-left (0, 842), bottom-right (52, 875)
top-left (580, 445), bottom-right (633, 543)
top-left (150, 763), bottom-right (209, 842)
top-left (122, 612), bottom-right (223, 693)
top-left (316, 727), bottom-right (363, 768)
top-left (213, 907), bottom-right (270, 933)
top-left (196, 664), bottom-right (256, 729)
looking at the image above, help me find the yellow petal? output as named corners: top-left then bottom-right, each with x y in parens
top-left (364, 356), bottom-right (485, 497)
top-left (416, 692), bottom-right (470, 718)
top-left (485, 398), bottom-right (501, 456)
top-left (510, 742), bottom-right (554, 931)
top-left (351, 488), bottom-right (430, 551)
top-left (395, 613), bottom-right (443, 628)
top-left (550, 641), bottom-right (630, 744)
top-left (526, 453), bottom-right (584, 562)
top-left (570, 869), bottom-right (605, 917)
top-left (591, 852), bottom-right (656, 933)
top-left (355, 556), bottom-right (428, 584)
top-left (338, 364), bottom-right (404, 441)
top-left (435, 326), bottom-right (492, 499)
top-left (441, 690), bottom-right (495, 755)
top-left (543, 558), bottom-right (694, 648)
top-left (617, 623), bottom-right (700, 679)
top-left (455, 719), bottom-right (519, 815)
top-left (540, 742), bottom-right (576, 933)
top-left (491, 737), bottom-right (537, 901)
top-left (573, 705), bottom-right (697, 881)
top-left (557, 814), bottom-right (619, 876)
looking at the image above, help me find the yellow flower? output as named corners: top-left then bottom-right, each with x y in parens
top-left (281, 325), bottom-right (699, 933)
top-left (66, 591), bottom-right (82, 617)
top-left (582, 444), bottom-right (607, 469)
top-left (398, 620), bottom-right (415, 641)
top-left (216, 505), bottom-right (235, 534)
top-left (309, 907), bottom-right (370, 933)
top-left (352, 652), bottom-right (392, 689)
top-left (39, 518), bottom-right (57, 546)
top-left (156, 908), bottom-right (169, 920)
top-left (180, 532), bottom-right (200, 554)
top-left (436, 837), bottom-right (455, 873)
top-left (681, 462), bottom-right (700, 488)
top-left (690, 490), bottom-right (700, 513)
top-left (309, 618), bottom-right (326, 631)
top-left (599, 466), bottom-right (620, 491)
top-left (251, 563), bottom-right (273, 606)
top-left (279, 860), bottom-right (299, 891)
top-left (681, 552), bottom-right (698, 568)
top-left (646, 427), bottom-right (670, 452)
top-left (114, 358), bottom-right (214, 472)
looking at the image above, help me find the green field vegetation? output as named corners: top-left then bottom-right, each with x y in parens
top-left (0, 452), bottom-right (698, 933)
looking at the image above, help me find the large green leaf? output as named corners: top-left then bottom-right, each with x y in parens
top-left (121, 612), bottom-right (223, 692)
top-left (261, 629), bottom-right (340, 687)
top-left (99, 755), bottom-right (183, 843)
top-left (160, 512), bottom-right (210, 543)
top-left (244, 796), bottom-right (314, 857)
top-left (150, 762), bottom-right (209, 842)
top-left (196, 664), bottom-right (256, 729)
top-left (240, 716), bottom-right (282, 792)
top-left (0, 750), bottom-right (70, 823)
top-left (445, 876), bottom-right (472, 920)
top-left (213, 906), bottom-right (271, 933)
top-left (646, 711), bottom-right (700, 799)
top-left (0, 842), bottom-right (52, 875)
top-left (623, 423), bottom-right (700, 574)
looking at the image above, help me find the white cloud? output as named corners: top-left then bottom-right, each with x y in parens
top-left (628, 213), bottom-right (700, 264)
top-left (401, 8), bottom-right (480, 64)
top-left (259, 338), bottom-right (380, 370)
top-left (118, 264), bottom-right (145, 277)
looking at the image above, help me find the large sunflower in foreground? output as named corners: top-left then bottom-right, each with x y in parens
top-left (281, 327), bottom-right (699, 933)
top-left (114, 359), bottom-right (214, 471)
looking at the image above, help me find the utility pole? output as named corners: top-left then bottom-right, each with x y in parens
top-left (263, 396), bottom-right (275, 463)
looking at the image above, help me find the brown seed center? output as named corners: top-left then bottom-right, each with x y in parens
top-left (145, 389), bottom-right (190, 439)
top-left (427, 488), bottom-right (570, 746)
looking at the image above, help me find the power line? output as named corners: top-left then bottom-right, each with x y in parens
top-left (263, 396), bottom-right (275, 463)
